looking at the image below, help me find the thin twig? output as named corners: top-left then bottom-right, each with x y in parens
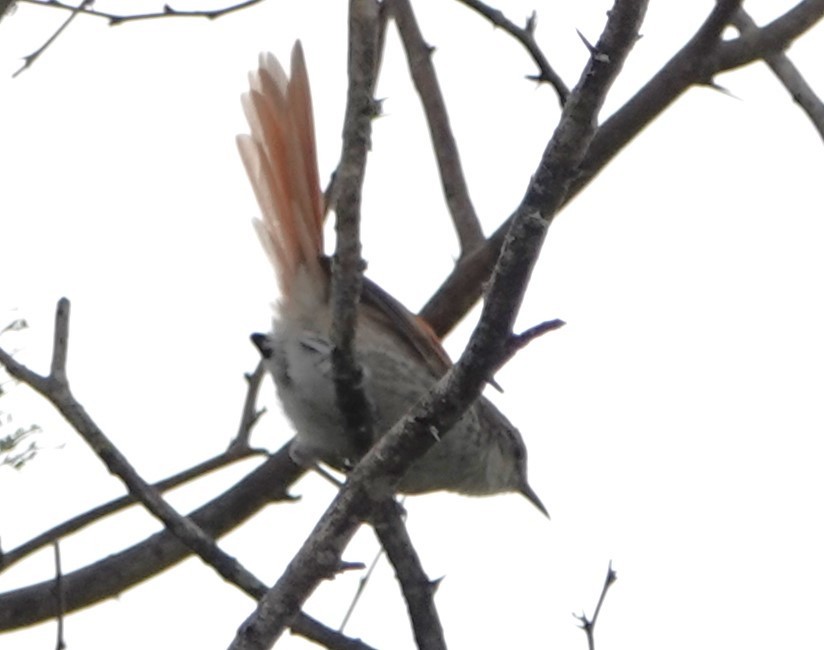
top-left (498, 318), bottom-right (565, 371)
top-left (52, 542), bottom-right (66, 650)
top-left (389, 0), bottom-right (486, 253)
top-left (13, 0), bottom-right (93, 77)
top-left (228, 360), bottom-right (266, 451)
top-left (339, 540), bottom-right (386, 632)
top-left (456, 0), bottom-right (570, 105)
top-left (17, 0), bottom-right (265, 25)
top-left (574, 561), bottom-right (618, 650)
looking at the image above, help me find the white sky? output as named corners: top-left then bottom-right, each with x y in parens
top-left (1, 1), bottom-right (823, 648)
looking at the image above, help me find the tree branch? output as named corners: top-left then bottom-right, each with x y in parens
top-left (574, 561), bottom-right (618, 650)
top-left (370, 501), bottom-right (445, 650)
top-left (715, 0), bottom-right (824, 71)
top-left (729, 5), bottom-right (824, 142)
top-left (0, 299), bottom-right (268, 607)
top-left (0, 446), bottom-right (262, 572)
top-left (330, 0), bottom-right (383, 456)
top-left (390, 0), bottom-right (486, 253)
top-left (13, 0), bottom-right (93, 77)
top-left (420, 0), bottom-right (824, 338)
top-left (0, 446), bottom-right (298, 630)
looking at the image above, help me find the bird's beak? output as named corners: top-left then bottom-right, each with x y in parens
top-left (520, 482), bottom-right (550, 518)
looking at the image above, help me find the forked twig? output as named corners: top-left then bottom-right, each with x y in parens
top-left (574, 561), bottom-right (618, 650)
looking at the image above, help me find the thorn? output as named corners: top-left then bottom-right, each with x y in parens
top-left (576, 29), bottom-right (610, 63)
top-left (705, 80), bottom-right (740, 100)
top-left (576, 29), bottom-right (596, 54)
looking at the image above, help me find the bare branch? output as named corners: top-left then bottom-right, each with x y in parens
top-left (390, 0), bottom-right (485, 253)
top-left (13, 0), bottom-right (93, 77)
top-left (499, 318), bottom-right (566, 371)
top-left (292, 615), bottom-right (379, 650)
top-left (0, 446), bottom-right (263, 572)
top-left (0, 300), bottom-right (268, 603)
top-left (1, 341), bottom-right (362, 647)
top-left (49, 298), bottom-right (70, 383)
top-left (339, 539), bottom-right (386, 632)
top-left (0, 447), bottom-right (297, 630)
top-left (715, 0), bottom-right (824, 71)
top-left (731, 6), bottom-right (824, 141)
top-left (330, 0), bottom-right (383, 456)
top-left (456, 0), bottom-right (570, 105)
top-left (370, 501), bottom-right (445, 650)
top-left (17, 0), bottom-right (266, 25)
top-left (418, 0), bottom-right (820, 337)
top-left (577, 0), bottom-right (823, 195)
top-left (574, 561), bottom-right (618, 650)
top-left (52, 542), bottom-right (66, 650)
top-left (229, 3), bottom-right (646, 647)
top-left (228, 360), bottom-right (266, 451)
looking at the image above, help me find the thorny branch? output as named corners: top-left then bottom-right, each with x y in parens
top-left (0, 299), bottom-right (269, 597)
top-left (456, 0), bottom-right (570, 105)
top-left (574, 561), bottom-right (618, 650)
top-left (420, 0), bottom-right (824, 337)
top-left (10, 0), bottom-right (266, 75)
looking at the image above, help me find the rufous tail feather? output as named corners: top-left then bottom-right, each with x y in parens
top-left (237, 41), bottom-right (324, 301)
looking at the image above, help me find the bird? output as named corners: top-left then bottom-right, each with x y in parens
top-left (236, 42), bottom-right (546, 515)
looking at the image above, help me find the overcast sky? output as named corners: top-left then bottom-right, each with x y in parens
top-left (2, 1), bottom-right (824, 648)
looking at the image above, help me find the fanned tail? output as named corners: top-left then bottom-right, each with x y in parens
top-left (237, 41), bottom-right (325, 301)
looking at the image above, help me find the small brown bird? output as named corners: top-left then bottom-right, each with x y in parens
top-left (237, 42), bottom-right (545, 514)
